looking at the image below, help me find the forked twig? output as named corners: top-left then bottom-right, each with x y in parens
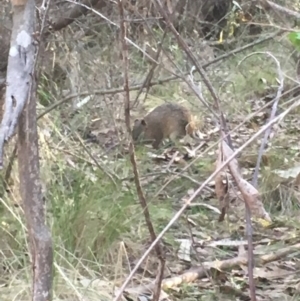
top-left (238, 53), bottom-right (283, 298)
top-left (238, 52), bottom-right (284, 188)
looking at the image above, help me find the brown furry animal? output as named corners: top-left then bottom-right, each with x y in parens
top-left (132, 102), bottom-right (200, 149)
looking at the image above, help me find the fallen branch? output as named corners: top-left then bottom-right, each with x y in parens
top-left (124, 242), bottom-right (300, 297)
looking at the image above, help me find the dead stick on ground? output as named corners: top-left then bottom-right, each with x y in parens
top-left (128, 242), bottom-right (300, 294)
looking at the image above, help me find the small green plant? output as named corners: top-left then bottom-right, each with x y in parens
top-left (288, 31), bottom-right (300, 52)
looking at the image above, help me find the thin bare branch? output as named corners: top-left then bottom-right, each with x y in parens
top-left (117, 1), bottom-right (165, 301)
top-left (239, 53), bottom-right (283, 300)
top-left (262, 0), bottom-right (300, 19)
top-left (37, 30), bottom-right (282, 120)
top-left (132, 30), bottom-right (168, 108)
top-left (50, 0), bottom-right (106, 32)
top-left (238, 52), bottom-right (284, 188)
top-left (72, 130), bottom-right (119, 186)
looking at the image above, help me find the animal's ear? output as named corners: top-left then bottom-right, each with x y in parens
top-left (141, 119), bottom-right (147, 126)
top-left (133, 119), bottom-right (141, 126)
top-left (11, 0), bottom-right (27, 6)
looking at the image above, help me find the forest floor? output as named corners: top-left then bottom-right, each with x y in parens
top-left (1, 23), bottom-right (300, 301)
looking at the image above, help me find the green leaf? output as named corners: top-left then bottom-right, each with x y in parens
top-left (288, 32), bottom-right (300, 52)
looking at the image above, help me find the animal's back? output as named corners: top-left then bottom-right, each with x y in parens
top-left (146, 103), bottom-right (191, 135)
top-left (140, 103), bottom-right (194, 148)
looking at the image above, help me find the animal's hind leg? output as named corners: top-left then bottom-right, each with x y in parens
top-left (152, 139), bottom-right (161, 149)
top-left (151, 132), bottom-right (163, 149)
top-left (168, 131), bottom-right (185, 149)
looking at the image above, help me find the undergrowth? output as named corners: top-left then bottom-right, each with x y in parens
top-left (1, 10), bottom-right (300, 301)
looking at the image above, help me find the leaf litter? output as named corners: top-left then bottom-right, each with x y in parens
top-left (110, 98), bottom-right (300, 301)
top-left (3, 44), bottom-right (300, 301)
top-left (2, 101), bottom-right (299, 301)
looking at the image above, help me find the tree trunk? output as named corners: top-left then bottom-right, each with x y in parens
top-left (4, 0), bottom-right (54, 300)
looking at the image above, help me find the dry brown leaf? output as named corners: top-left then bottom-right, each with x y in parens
top-left (253, 265), bottom-right (292, 279)
top-left (123, 286), bottom-right (170, 301)
top-left (214, 144), bottom-right (230, 221)
top-left (222, 141), bottom-right (272, 222)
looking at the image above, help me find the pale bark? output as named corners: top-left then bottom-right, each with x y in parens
top-left (4, 0), bottom-right (53, 300)
top-left (18, 76), bottom-right (53, 301)
top-left (0, 0), bottom-right (36, 165)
